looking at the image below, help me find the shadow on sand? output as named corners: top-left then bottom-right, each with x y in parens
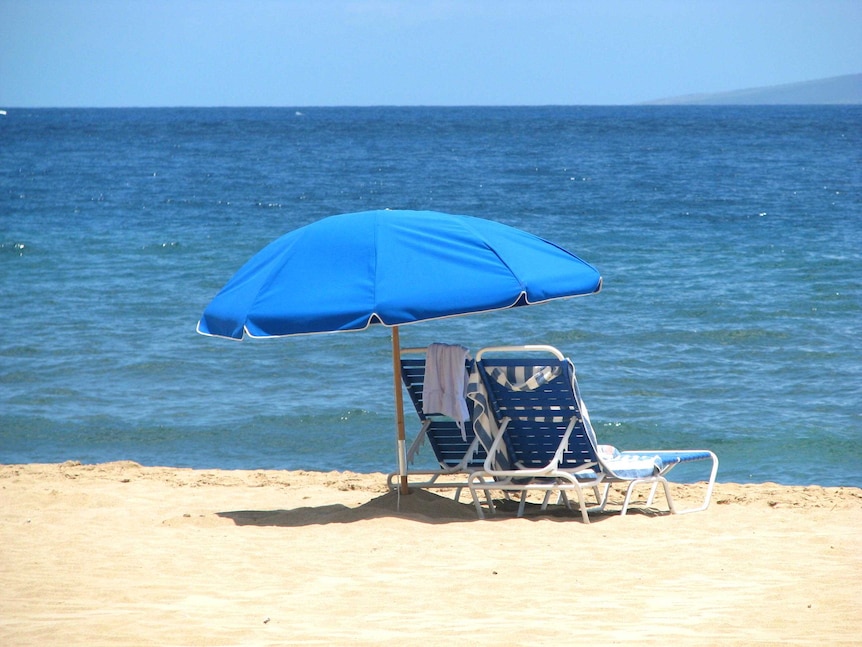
top-left (215, 489), bottom-right (655, 527)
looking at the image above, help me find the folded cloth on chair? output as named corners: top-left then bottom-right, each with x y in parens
top-left (599, 446), bottom-right (664, 479)
top-left (423, 343), bottom-right (471, 438)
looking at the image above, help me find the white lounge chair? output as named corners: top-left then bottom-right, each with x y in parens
top-left (467, 345), bottom-right (718, 522)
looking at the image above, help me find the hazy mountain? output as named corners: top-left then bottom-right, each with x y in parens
top-left (645, 73), bottom-right (861, 105)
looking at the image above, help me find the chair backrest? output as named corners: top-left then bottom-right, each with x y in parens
top-left (476, 355), bottom-right (600, 473)
top-left (400, 357), bottom-right (486, 469)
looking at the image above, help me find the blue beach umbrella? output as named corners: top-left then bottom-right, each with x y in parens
top-left (197, 210), bottom-right (602, 492)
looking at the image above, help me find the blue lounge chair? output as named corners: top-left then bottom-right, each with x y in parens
top-left (386, 347), bottom-right (488, 501)
top-left (467, 345), bottom-right (718, 522)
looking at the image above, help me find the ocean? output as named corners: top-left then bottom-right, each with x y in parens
top-left (1, 106), bottom-right (859, 486)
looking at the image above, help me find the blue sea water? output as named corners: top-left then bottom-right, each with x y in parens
top-left (1, 106), bottom-right (860, 486)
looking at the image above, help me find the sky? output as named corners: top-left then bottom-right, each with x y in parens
top-left (0, 0), bottom-right (860, 107)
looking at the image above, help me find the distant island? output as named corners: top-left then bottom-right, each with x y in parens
top-left (644, 73), bottom-right (861, 105)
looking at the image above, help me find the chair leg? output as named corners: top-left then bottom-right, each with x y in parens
top-left (620, 482), bottom-right (635, 516)
top-left (482, 487), bottom-right (496, 515)
top-left (645, 481), bottom-right (659, 506)
top-left (574, 486), bottom-right (591, 524)
top-left (594, 483), bottom-right (611, 512)
top-left (620, 477), bottom-right (673, 516)
top-left (468, 475), bottom-right (498, 519)
top-left (670, 453), bottom-right (719, 514)
top-left (662, 479), bottom-right (677, 514)
top-left (470, 491), bottom-right (486, 519)
top-left (469, 475), bottom-right (488, 519)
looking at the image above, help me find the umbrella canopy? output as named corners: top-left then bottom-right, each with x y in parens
top-left (197, 210), bottom-right (601, 339)
top-left (197, 209), bottom-right (602, 492)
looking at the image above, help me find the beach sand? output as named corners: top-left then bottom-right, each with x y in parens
top-left (1, 461), bottom-right (860, 646)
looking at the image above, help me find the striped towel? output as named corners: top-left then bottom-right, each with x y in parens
top-left (466, 365), bottom-right (505, 469)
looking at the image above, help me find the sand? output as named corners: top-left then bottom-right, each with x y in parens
top-left (1, 461), bottom-right (860, 646)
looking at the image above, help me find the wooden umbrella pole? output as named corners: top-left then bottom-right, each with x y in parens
top-left (391, 325), bottom-right (410, 495)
